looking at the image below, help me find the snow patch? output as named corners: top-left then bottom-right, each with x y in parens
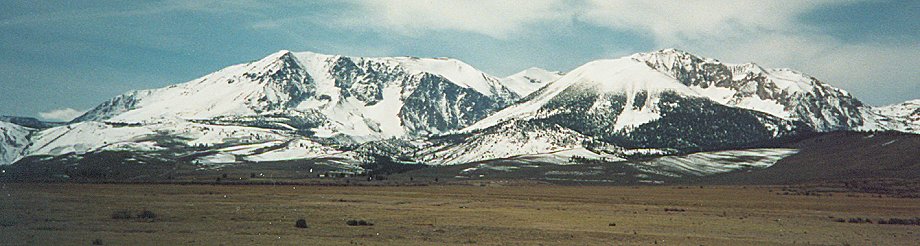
top-left (631, 148), bottom-right (799, 177)
top-left (244, 139), bottom-right (343, 162)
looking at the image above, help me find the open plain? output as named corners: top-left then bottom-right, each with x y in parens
top-left (1, 183), bottom-right (918, 245)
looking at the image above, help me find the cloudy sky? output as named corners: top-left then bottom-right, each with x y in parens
top-left (0, 0), bottom-right (917, 121)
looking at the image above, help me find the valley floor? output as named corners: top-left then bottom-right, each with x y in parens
top-left (0, 183), bottom-right (918, 245)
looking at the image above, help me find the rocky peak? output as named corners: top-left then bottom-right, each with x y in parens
top-left (630, 49), bottom-right (865, 131)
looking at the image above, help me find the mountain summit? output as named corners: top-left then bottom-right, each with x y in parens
top-left (630, 49), bottom-right (866, 131)
top-left (73, 50), bottom-right (524, 141)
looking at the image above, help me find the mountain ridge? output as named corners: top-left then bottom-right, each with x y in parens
top-left (2, 49), bottom-right (917, 172)
top-left (630, 49), bottom-right (866, 131)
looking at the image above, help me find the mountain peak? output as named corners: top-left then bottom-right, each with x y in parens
top-left (500, 67), bottom-right (563, 97)
top-left (261, 49), bottom-right (295, 61)
top-left (655, 48), bottom-right (692, 55)
top-left (273, 49), bottom-right (293, 56)
top-left (627, 48), bottom-right (867, 131)
top-left (245, 50), bottom-right (302, 72)
top-left (508, 67), bottom-right (562, 78)
top-left (564, 58), bottom-right (695, 94)
top-left (466, 57), bottom-right (697, 132)
top-left (630, 48), bottom-right (720, 65)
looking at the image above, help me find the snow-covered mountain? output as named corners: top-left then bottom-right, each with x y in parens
top-left (423, 50), bottom-right (916, 164)
top-left (12, 50), bottom-right (532, 167)
top-left (860, 99), bottom-right (920, 133)
top-left (0, 121), bottom-right (32, 165)
top-left (500, 67), bottom-right (563, 98)
top-left (630, 49), bottom-right (865, 131)
top-left (5, 49), bottom-right (918, 170)
top-left (436, 56), bottom-right (805, 164)
top-left (74, 50), bottom-right (520, 140)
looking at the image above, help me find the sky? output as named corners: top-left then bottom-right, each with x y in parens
top-left (0, 0), bottom-right (917, 121)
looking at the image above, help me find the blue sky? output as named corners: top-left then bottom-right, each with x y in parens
top-left (0, 0), bottom-right (917, 121)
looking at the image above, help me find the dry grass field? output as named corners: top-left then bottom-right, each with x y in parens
top-left (1, 182), bottom-right (918, 245)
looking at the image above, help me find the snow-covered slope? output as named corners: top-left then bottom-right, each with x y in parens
top-left (467, 58), bottom-right (698, 131)
top-left (630, 49), bottom-right (865, 131)
top-left (24, 119), bottom-right (358, 168)
top-left (500, 67), bottom-right (563, 98)
top-left (0, 121), bottom-right (32, 165)
top-left (421, 120), bottom-right (622, 165)
top-left (859, 99), bottom-right (920, 134)
top-left (384, 56), bottom-right (517, 99)
top-left (629, 148), bottom-right (799, 177)
top-left (74, 50), bottom-right (519, 140)
top-left (436, 56), bottom-right (804, 164)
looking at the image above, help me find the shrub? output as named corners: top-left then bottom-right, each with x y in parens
top-left (295, 219), bottom-right (308, 228)
top-left (848, 218), bottom-right (867, 223)
top-left (894, 218), bottom-right (916, 225)
top-left (137, 210), bottom-right (156, 220)
top-left (879, 218), bottom-right (920, 226)
top-left (839, 217), bottom-right (873, 224)
top-left (111, 210), bottom-right (133, 220)
top-left (346, 219), bottom-right (373, 226)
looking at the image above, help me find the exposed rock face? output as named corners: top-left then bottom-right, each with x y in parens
top-left (400, 73), bottom-right (507, 136)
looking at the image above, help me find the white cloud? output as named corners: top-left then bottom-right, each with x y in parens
top-left (333, 0), bottom-right (915, 104)
top-left (38, 108), bottom-right (86, 122)
top-left (340, 0), bottom-right (833, 41)
top-left (342, 0), bottom-right (572, 39)
top-left (578, 0), bottom-right (836, 42)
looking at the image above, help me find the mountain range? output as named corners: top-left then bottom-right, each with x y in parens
top-left (1, 49), bottom-right (917, 180)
